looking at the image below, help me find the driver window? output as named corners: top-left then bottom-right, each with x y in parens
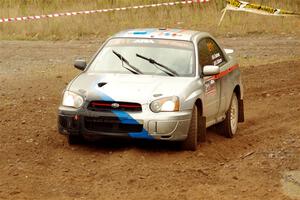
top-left (198, 38), bottom-right (226, 67)
top-left (198, 39), bottom-right (212, 67)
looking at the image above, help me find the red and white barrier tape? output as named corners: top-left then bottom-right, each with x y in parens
top-left (0, 0), bottom-right (209, 23)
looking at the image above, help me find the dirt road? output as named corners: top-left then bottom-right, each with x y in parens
top-left (0, 35), bottom-right (299, 200)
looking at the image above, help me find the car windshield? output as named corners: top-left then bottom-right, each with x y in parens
top-left (88, 38), bottom-right (196, 77)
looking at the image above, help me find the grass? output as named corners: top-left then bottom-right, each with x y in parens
top-left (0, 0), bottom-right (299, 40)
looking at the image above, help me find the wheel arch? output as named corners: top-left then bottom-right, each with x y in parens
top-left (194, 98), bottom-right (206, 143)
top-left (234, 85), bottom-right (241, 99)
top-left (195, 98), bottom-right (203, 116)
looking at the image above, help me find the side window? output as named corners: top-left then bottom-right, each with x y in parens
top-left (198, 38), bottom-right (226, 67)
top-left (198, 39), bottom-right (212, 67)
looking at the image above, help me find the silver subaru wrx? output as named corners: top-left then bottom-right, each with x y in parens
top-left (58, 28), bottom-right (244, 151)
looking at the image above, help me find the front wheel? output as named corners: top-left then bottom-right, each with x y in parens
top-left (181, 106), bottom-right (198, 151)
top-left (221, 93), bottom-right (239, 138)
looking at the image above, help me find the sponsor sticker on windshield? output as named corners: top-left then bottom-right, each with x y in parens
top-left (133, 39), bottom-right (155, 44)
top-left (212, 53), bottom-right (221, 60)
top-left (107, 38), bottom-right (193, 49)
top-left (207, 42), bottom-right (215, 52)
top-left (214, 58), bottom-right (223, 66)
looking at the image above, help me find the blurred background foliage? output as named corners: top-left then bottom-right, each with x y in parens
top-left (0, 0), bottom-right (299, 40)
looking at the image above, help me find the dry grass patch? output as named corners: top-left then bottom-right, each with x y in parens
top-left (0, 0), bottom-right (299, 40)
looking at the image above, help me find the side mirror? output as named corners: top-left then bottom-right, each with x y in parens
top-left (74, 59), bottom-right (87, 71)
top-left (203, 65), bottom-right (220, 76)
top-left (224, 48), bottom-right (234, 55)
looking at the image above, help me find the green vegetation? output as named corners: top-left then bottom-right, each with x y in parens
top-left (0, 0), bottom-right (299, 40)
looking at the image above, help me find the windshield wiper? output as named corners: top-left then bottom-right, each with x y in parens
top-left (136, 53), bottom-right (178, 77)
top-left (112, 50), bottom-right (143, 75)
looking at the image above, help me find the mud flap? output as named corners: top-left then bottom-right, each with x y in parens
top-left (238, 99), bottom-right (245, 122)
top-left (198, 116), bottom-right (206, 143)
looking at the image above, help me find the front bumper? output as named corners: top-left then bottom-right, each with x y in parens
top-left (58, 106), bottom-right (192, 141)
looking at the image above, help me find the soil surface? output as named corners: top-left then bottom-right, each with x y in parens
top-left (0, 35), bottom-right (300, 200)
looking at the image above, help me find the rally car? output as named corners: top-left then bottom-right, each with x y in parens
top-left (58, 28), bottom-right (244, 150)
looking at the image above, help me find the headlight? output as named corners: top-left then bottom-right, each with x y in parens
top-left (150, 96), bottom-right (180, 112)
top-left (62, 91), bottom-right (84, 108)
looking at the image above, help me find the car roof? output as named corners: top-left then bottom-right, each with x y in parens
top-left (112, 28), bottom-right (202, 41)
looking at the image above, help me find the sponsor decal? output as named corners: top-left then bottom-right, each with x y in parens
top-left (212, 53), bottom-right (220, 60)
top-left (213, 58), bottom-right (223, 66)
top-left (212, 64), bottom-right (239, 80)
top-left (205, 79), bottom-right (217, 96)
top-left (207, 42), bottom-right (215, 52)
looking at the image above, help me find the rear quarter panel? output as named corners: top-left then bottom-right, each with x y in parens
top-left (219, 55), bottom-right (243, 115)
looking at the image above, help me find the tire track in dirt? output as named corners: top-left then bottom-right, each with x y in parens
top-left (0, 38), bottom-right (299, 200)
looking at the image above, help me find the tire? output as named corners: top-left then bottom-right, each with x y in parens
top-left (67, 135), bottom-right (84, 145)
top-left (181, 106), bottom-right (198, 151)
top-left (220, 93), bottom-right (239, 138)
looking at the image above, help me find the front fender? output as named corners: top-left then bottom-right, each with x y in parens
top-left (180, 79), bottom-right (205, 111)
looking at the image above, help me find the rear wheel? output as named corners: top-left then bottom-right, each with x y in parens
top-left (181, 106), bottom-right (198, 151)
top-left (221, 93), bottom-right (239, 138)
top-left (68, 135), bottom-right (84, 145)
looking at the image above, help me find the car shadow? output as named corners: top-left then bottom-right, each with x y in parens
top-left (80, 136), bottom-right (182, 152)
top-left (71, 125), bottom-right (225, 153)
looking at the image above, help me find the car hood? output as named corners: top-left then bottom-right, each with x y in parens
top-left (68, 73), bottom-right (195, 104)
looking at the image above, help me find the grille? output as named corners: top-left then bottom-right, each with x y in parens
top-left (88, 101), bottom-right (142, 112)
top-left (84, 117), bottom-right (143, 133)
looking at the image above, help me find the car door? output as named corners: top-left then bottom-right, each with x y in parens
top-left (208, 38), bottom-right (236, 116)
top-left (198, 38), bottom-right (227, 123)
